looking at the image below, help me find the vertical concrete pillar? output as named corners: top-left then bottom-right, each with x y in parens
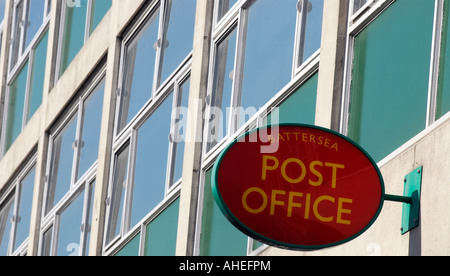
top-left (315, 0), bottom-right (349, 131)
top-left (175, 0), bottom-right (213, 256)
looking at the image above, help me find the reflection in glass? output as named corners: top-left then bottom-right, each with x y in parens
top-left (13, 167), bottom-right (36, 251)
top-left (239, 0), bottom-right (298, 126)
top-left (131, 93), bottom-right (173, 228)
top-left (118, 9), bottom-right (160, 133)
top-left (0, 196), bottom-right (14, 256)
top-left (159, 0), bottom-right (196, 84)
top-left (77, 80), bottom-right (105, 180)
top-left (25, 0), bottom-right (45, 50)
top-left (46, 115), bottom-right (78, 214)
top-left (56, 189), bottom-right (85, 256)
top-left (216, 0), bottom-right (238, 22)
top-left (4, 61), bottom-right (29, 153)
top-left (171, 78), bottom-right (190, 186)
top-left (105, 144), bottom-right (129, 245)
top-left (207, 28), bottom-right (237, 151)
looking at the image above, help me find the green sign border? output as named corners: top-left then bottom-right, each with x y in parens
top-left (211, 123), bottom-right (386, 251)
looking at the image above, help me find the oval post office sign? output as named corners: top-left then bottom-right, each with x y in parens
top-left (212, 124), bottom-right (385, 250)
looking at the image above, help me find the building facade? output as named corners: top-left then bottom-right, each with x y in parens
top-left (0, 0), bottom-right (449, 256)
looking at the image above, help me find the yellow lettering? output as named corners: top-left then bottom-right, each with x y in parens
top-left (242, 188), bottom-right (268, 214)
top-left (331, 142), bottom-right (338, 152)
top-left (337, 197), bottom-right (352, 225)
top-left (262, 155), bottom-right (279, 180)
top-left (309, 161), bottom-right (323, 186)
top-left (270, 190), bottom-right (286, 215)
top-left (313, 195), bottom-right (335, 223)
top-left (324, 162), bottom-right (345, 189)
top-left (304, 193), bottom-right (311, 219)
top-left (281, 158), bottom-right (306, 184)
top-left (287, 192), bottom-right (303, 217)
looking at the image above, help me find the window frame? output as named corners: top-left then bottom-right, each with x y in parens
top-left (104, 68), bottom-right (190, 253)
top-left (341, 0), bottom-right (450, 166)
top-left (203, 0), bottom-right (323, 158)
top-left (0, 154), bottom-right (36, 256)
top-left (55, 0), bottom-right (111, 79)
top-left (0, 0), bottom-right (50, 157)
top-left (39, 68), bottom-right (106, 256)
top-left (114, 0), bottom-right (196, 138)
top-left (196, 0), bottom-right (324, 256)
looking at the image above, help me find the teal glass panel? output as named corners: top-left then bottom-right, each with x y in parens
top-left (437, 0), bottom-right (450, 119)
top-left (239, 0), bottom-right (298, 127)
top-left (348, 0), bottom-right (434, 162)
top-left (56, 189), bottom-right (85, 256)
top-left (159, 0), bottom-right (196, 84)
top-left (200, 169), bottom-right (248, 256)
top-left (4, 61), bottom-right (29, 153)
top-left (266, 73), bottom-right (317, 125)
top-left (144, 198), bottom-right (179, 256)
top-left (89, 0), bottom-right (112, 35)
top-left (0, 196), bottom-right (14, 256)
top-left (59, 0), bottom-right (88, 76)
top-left (114, 232), bottom-right (140, 256)
top-left (131, 93), bottom-right (173, 229)
top-left (13, 166), bottom-right (36, 251)
top-left (46, 115), bottom-right (78, 214)
top-left (118, 9), bottom-right (160, 132)
top-left (76, 79), bottom-right (104, 180)
top-left (27, 30), bottom-right (49, 122)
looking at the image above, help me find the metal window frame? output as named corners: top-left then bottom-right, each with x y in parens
top-left (0, 154), bottom-right (36, 256)
top-left (340, 0), bottom-right (446, 164)
top-left (39, 68), bottom-right (106, 256)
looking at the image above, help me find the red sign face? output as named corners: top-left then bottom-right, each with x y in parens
top-left (212, 124), bottom-right (385, 250)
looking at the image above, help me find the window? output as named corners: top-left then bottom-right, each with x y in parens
top-left (105, 75), bottom-right (190, 250)
top-left (40, 72), bottom-right (105, 256)
top-left (437, 0), bottom-right (450, 120)
top-left (198, 73), bottom-right (318, 256)
top-left (352, 0), bottom-right (370, 15)
top-left (1, 0), bottom-right (50, 155)
top-left (57, 0), bottom-right (111, 77)
top-left (0, 159), bottom-right (36, 256)
top-left (205, 0), bottom-right (323, 153)
top-left (116, 0), bottom-right (196, 134)
top-left (342, 0), bottom-right (435, 162)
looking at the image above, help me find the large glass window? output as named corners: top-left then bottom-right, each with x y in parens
top-left (45, 77), bottom-right (105, 214)
top-left (2, 0), bottom-right (50, 155)
top-left (58, 0), bottom-right (111, 77)
top-left (205, 0), bottom-right (323, 153)
top-left (346, 0), bottom-right (435, 162)
top-left (116, 0), bottom-right (196, 134)
top-left (106, 74), bottom-right (190, 247)
top-left (437, 0), bottom-right (450, 120)
top-left (40, 72), bottom-right (105, 256)
top-left (0, 160), bottom-right (36, 256)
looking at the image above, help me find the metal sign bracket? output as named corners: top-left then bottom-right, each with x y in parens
top-left (384, 166), bottom-right (422, 235)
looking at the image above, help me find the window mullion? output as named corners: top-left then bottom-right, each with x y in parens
top-left (427, 0), bottom-right (445, 127)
